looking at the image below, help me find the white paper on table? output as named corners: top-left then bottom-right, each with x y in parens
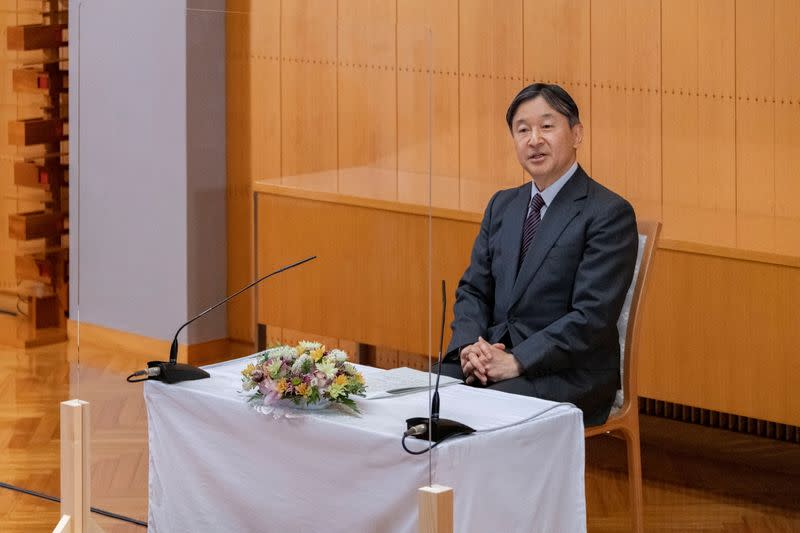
top-left (363, 366), bottom-right (462, 399)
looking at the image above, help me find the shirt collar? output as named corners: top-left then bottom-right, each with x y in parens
top-left (531, 161), bottom-right (578, 207)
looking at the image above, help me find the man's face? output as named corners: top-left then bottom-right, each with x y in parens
top-left (510, 96), bottom-right (583, 189)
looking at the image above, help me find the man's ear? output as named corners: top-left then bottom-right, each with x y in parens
top-left (572, 123), bottom-right (584, 148)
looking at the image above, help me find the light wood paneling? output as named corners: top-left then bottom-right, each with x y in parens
top-left (337, 0), bottom-right (397, 200)
top-left (226, 2), bottom-right (280, 342)
top-left (662, 0), bottom-right (736, 246)
top-left (397, 0), bottom-right (459, 208)
top-left (255, 189), bottom-right (480, 357)
top-left (280, 0), bottom-right (337, 191)
top-left (735, 0), bottom-right (776, 252)
top-left (773, 0), bottom-right (800, 256)
top-left (638, 248), bottom-right (800, 426)
top-left (255, 186), bottom-right (800, 426)
top-left (523, 0), bottom-right (591, 173)
top-left (458, 0), bottom-right (523, 212)
top-left (591, 0), bottom-right (661, 221)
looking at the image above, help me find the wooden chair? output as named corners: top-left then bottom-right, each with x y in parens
top-left (585, 220), bottom-right (661, 533)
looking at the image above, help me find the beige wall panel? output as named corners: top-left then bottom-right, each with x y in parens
top-left (735, 0), bottom-right (775, 251)
top-left (458, 0), bottom-right (522, 212)
top-left (662, 0), bottom-right (697, 238)
top-left (337, 69), bottom-right (397, 200)
top-left (773, 0), bottom-right (800, 256)
top-left (624, 92), bottom-right (661, 221)
top-left (280, 63), bottom-right (338, 191)
top-left (639, 249), bottom-right (800, 426)
top-left (227, 5), bottom-right (280, 342)
top-left (459, 78), bottom-right (522, 213)
top-left (662, 1), bottom-right (736, 245)
top-left (281, 0), bottom-right (337, 61)
top-left (698, 0), bottom-right (736, 95)
top-left (337, 0), bottom-right (396, 200)
top-left (571, 84), bottom-right (592, 175)
top-left (280, 0), bottom-right (338, 191)
top-left (523, 0), bottom-right (589, 83)
top-left (459, 0), bottom-right (522, 77)
top-left (396, 73), bottom-right (460, 208)
top-left (396, 0), bottom-right (459, 208)
top-left (591, 1), bottom-right (661, 220)
top-left (257, 194), bottom-right (430, 354)
top-left (397, 0), bottom-right (458, 72)
top-left (662, 93), bottom-right (698, 240)
top-left (256, 192), bottom-right (481, 356)
top-left (591, 90), bottom-right (661, 221)
top-left (337, 2), bottom-right (397, 199)
top-left (524, 0), bottom-right (591, 171)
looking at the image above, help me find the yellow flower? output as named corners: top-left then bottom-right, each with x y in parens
top-left (242, 363), bottom-right (256, 378)
top-left (275, 378), bottom-right (288, 395)
top-left (334, 374), bottom-right (348, 386)
top-left (354, 373), bottom-right (364, 384)
top-left (311, 348), bottom-right (325, 362)
top-left (296, 382), bottom-right (309, 396)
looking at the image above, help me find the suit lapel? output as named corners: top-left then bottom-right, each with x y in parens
top-left (508, 167), bottom-right (589, 308)
top-left (499, 182), bottom-right (533, 293)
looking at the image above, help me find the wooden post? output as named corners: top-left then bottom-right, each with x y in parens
top-left (418, 485), bottom-right (453, 533)
top-left (57, 400), bottom-right (100, 533)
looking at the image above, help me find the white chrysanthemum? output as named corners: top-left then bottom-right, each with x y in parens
top-left (327, 349), bottom-right (348, 362)
top-left (315, 359), bottom-right (337, 380)
top-left (266, 345), bottom-right (296, 361)
top-left (291, 354), bottom-right (311, 374)
top-left (342, 362), bottom-right (357, 375)
top-left (297, 340), bottom-right (323, 352)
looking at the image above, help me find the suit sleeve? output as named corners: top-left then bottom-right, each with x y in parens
top-left (445, 192), bottom-right (499, 360)
top-left (511, 199), bottom-right (638, 376)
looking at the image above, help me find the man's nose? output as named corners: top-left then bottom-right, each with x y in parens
top-left (528, 129), bottom-right (542, 146)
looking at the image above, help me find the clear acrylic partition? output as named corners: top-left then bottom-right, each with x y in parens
top-left (70, 1), bottom-right (437, 530)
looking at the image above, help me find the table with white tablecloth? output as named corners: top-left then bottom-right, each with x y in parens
top-left (144, 358), bottom-right (587, 533)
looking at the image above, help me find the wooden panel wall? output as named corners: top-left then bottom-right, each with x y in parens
top-left (255, 188), bottom-right (800, 426)
top-left (228, 0), bottom-right (800, 410)
top-left (226, 0), bottom-right (800, 260)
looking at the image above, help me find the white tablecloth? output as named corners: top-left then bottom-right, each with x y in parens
top-left (145, 358), bottom-right (587, 533)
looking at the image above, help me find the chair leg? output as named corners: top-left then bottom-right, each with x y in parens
top-left (624, 427), bottom-right (644, 533)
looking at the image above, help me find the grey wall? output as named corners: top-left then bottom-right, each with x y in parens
top-left (69, 0), bottom-right (226, 344)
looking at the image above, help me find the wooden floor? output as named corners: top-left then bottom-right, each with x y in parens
top-left (1, 336), bottom-right (799, 532)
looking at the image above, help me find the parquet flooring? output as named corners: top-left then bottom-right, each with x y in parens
top-left (2, 335), bottom-right (800, 532)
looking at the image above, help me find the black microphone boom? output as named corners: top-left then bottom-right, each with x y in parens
top-left (142, 256), bottom-right (317, 384)
top-left (405, 280), bottom-right (475, 443)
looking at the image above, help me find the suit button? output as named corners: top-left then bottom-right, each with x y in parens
top-left (508, 318), bottom-right (515, 325)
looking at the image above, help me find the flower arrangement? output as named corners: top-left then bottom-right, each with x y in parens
top-left (241, 341), bottom-right (366, 411)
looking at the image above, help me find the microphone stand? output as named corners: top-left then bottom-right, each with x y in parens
top-left (405, 280), bottom-right (474, 443)
top-left (133, 256), bottom-right (317, 384)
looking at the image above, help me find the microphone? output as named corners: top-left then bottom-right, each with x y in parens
top-left (405, 280), bottom-right (475, 443)
top-left (127, 256), bottom-right (317, 384)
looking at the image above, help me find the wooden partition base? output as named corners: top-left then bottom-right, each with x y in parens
top-left (58, 400), bottom-right (102, 533)
top-left (418, 485), bottom-right (453, 533)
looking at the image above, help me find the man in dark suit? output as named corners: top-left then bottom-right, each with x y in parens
top-left (441, 83), bottom-right (638, 426)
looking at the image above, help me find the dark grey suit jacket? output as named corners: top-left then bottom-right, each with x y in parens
top-left (446, 166), bottom-right (638, 426)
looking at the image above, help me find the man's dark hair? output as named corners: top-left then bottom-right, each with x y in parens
top-left (505, 83), bottom-right (580, 129)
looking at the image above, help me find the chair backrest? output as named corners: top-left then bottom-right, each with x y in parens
top-left (612, 220), bottom-right (661, 414)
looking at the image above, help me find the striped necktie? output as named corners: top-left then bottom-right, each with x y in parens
top-left (519, 193), bottom-right (545, 267)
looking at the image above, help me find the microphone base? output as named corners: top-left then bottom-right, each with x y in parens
top-left (148, 361), bottom-right (210, 384)
top-left (406, 417), bottom-right (475, 443)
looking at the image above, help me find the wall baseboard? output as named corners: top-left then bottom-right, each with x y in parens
top-left (66, 320), bottom-right (254, 366)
